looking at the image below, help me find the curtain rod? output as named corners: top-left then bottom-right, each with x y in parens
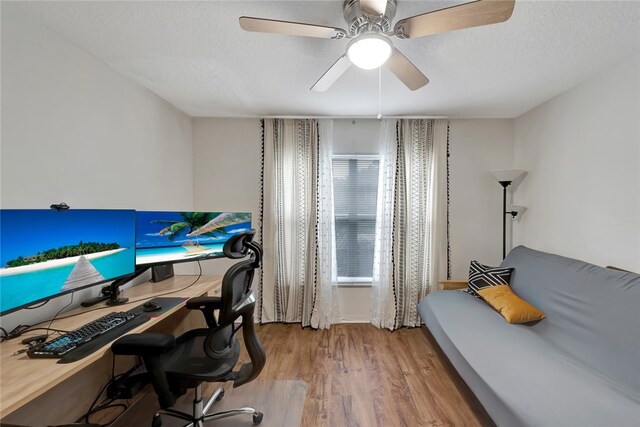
top-left (259, 115), bottom-right (449, 119)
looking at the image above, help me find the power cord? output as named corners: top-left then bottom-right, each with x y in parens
top-left (125, 260), bottom-right (203, 305)
top-left (27, 327), bottom-right (69, 335)
top-left (2, 292), bottom-right (74, 342)
top-left (75, 354), bottom-right (130, 426)
top-left (0, 326), bottom-right (70, 343)
top-left (9, 261), bottom-right (204, 340)
top-left (0, 325), bottom-right (30, 342)
top-left (44, 292), bottom-right (75, 341)
top-left (25, 299), bottom-right (50, 309)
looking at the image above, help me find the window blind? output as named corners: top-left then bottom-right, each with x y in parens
top-left (332, 157), bottom-right (380, 279)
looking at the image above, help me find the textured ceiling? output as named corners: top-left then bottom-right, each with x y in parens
top-left (14, 1), bottom-right (640, 118)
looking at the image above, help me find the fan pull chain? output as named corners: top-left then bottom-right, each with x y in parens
top-left (377, 66), bottom-right (382, 120)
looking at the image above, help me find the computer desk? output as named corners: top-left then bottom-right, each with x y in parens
top-left (0, 275), bottom-right (222, 426)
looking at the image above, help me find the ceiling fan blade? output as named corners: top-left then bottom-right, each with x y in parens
top-left (384, 48), bottom-right (429, 91)
top-left (360, 0), bottom-right (388, 16)
top-left (394, 0), bottom-right (515, 39)
top-left (310, 55), bottom-right (352, 92)
top-left (239, 16), bottom-right (347, 39)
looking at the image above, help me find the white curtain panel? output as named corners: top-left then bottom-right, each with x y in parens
top-left (260, 118), bottom-right (336, 329)
top-left (314, 119), bottom-right (338, 328)
top-left (371, 119), bottom-right (449, 330)
top-left (371, 119), bottom-right (398, 329)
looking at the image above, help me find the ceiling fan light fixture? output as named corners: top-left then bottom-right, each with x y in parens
top-left (346, 33), bottom-right (392, 70)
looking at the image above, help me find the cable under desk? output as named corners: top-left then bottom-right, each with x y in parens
top-left (0, 275), bottom-right (222, 425)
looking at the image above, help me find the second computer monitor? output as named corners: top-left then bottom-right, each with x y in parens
top-left (135, 211), bottom-right (252, 267)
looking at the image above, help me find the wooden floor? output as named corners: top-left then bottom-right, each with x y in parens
top-left (243, 323), bottom-right (493, 427)
top-left (111, 379), bottom-right (307, 427)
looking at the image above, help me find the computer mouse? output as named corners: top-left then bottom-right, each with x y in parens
top-left (143, 301), bottom-right (162, 312)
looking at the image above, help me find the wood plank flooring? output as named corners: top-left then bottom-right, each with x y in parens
top-left (243, 323), bottom-right (493, 427)
top-left (110, 380), bottom-right (307, 427)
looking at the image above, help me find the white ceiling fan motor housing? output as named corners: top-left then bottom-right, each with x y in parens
top-left (343, 0), bottom-right (397, 36)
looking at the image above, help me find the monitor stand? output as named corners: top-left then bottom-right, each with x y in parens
top-left (80, 289), bottom-right (110, 307)
top-left (81, 267), bottom-right (149, 307)
top-left (105, 278), bottom-right (130, 306)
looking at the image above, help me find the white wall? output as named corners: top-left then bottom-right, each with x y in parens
top-left (1, 4), bottom-right (194, 330)
top-left (333, 119), bottom-right (381, 155)
top-left (513, 54), bottom-right (640, 272)
top-left (191, 118), bottom-right (262, 276)
top-left (448, 119), bottom-right (515, 277)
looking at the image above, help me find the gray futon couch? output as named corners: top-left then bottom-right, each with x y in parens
top-left (417, 245), bottom-right (640, 426)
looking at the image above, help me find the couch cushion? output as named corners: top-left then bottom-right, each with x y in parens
top-left (476, 285), bottom-right (545, 324)
top-left (419, 290), bottom-right (640, 427)
top-left (501, 246), bottom-right (640, 398)
top-left (467, 260), bottom-right (513, 296)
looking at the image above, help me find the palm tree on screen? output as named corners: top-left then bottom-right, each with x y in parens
top-left (151, 212), bottom-right (226, 244)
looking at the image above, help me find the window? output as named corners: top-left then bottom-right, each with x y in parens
top-left (332, 155), bottom-right (380, 282)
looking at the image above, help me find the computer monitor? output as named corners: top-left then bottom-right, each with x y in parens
top-left (135, 211), bottom-right (252, 267)
top-left (0, 209), bottom-right (136, 315)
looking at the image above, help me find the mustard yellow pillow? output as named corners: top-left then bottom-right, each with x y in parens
top-left (476, 285), bottom-right (545, 324)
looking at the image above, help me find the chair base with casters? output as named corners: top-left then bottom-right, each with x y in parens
top-left (111, 231), bottom-right (266, 427)
top-left (150, 384), bottom-right (263, 427)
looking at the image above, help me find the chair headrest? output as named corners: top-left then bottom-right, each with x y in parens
top-left (223, 230), bottom-right (257, 259)
top-left (245, 239), bottom-right (263, 269)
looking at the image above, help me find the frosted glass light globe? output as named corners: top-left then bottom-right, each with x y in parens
top-left (346, 34), bottom-right (393, 70)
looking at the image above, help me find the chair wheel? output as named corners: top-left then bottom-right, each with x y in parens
top-left (216, 389), bottom-right (225, 401)
top-left (152, 413), bottom-right (162, 427)
top-left (253, 412), bottom-right (264, 424)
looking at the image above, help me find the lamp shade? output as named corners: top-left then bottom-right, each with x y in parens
top-left (489, 169), bottom-right (527, 184)
top-left (346, 33), bottom-right (393, 70)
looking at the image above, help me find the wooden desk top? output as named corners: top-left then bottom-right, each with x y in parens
top-left (438, 279), bottom-right (469, 290)
top-left (0, 275), bottom-right (221, 418)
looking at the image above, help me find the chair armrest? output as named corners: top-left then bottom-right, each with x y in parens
top-left (186, 296), bottom-right (222, 310)
top-left (186, 296), bottom-right (222, 328)
top-left (111, 333), bottom-right (175, 357)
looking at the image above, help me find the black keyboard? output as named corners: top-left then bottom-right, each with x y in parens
top-left (28, 311), bottom-right (147, 361)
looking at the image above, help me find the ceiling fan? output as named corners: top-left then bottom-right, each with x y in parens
top-left (239, 0), bottom-right (515, 92)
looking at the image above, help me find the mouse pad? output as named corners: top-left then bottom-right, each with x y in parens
top-left (131, 297), bottom-right (188, 318)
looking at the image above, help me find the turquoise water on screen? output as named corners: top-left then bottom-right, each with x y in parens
top-left (136, 243), bottom-right (224, 264)
top-left (0, 248), bottom-right (134, 313)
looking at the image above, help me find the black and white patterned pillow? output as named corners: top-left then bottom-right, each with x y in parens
top-left (467, 260), bottom-right (513, 297)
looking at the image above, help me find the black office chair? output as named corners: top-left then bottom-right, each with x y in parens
top-left (111, 230), bottom-right (266, 427)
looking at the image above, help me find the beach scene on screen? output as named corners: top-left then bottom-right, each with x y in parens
top-left (135, 211), bottom-right (251, 265)
top-left (0, 210), bottom-right (136, 313)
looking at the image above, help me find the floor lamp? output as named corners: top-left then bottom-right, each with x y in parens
top-left (489, 169), bottom-right (527, 259)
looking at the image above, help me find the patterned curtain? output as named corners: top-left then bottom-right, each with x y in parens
top-left (259, 119), bottom-right (336, 329)
top-left (371, 119), bottom-right (449, 330)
